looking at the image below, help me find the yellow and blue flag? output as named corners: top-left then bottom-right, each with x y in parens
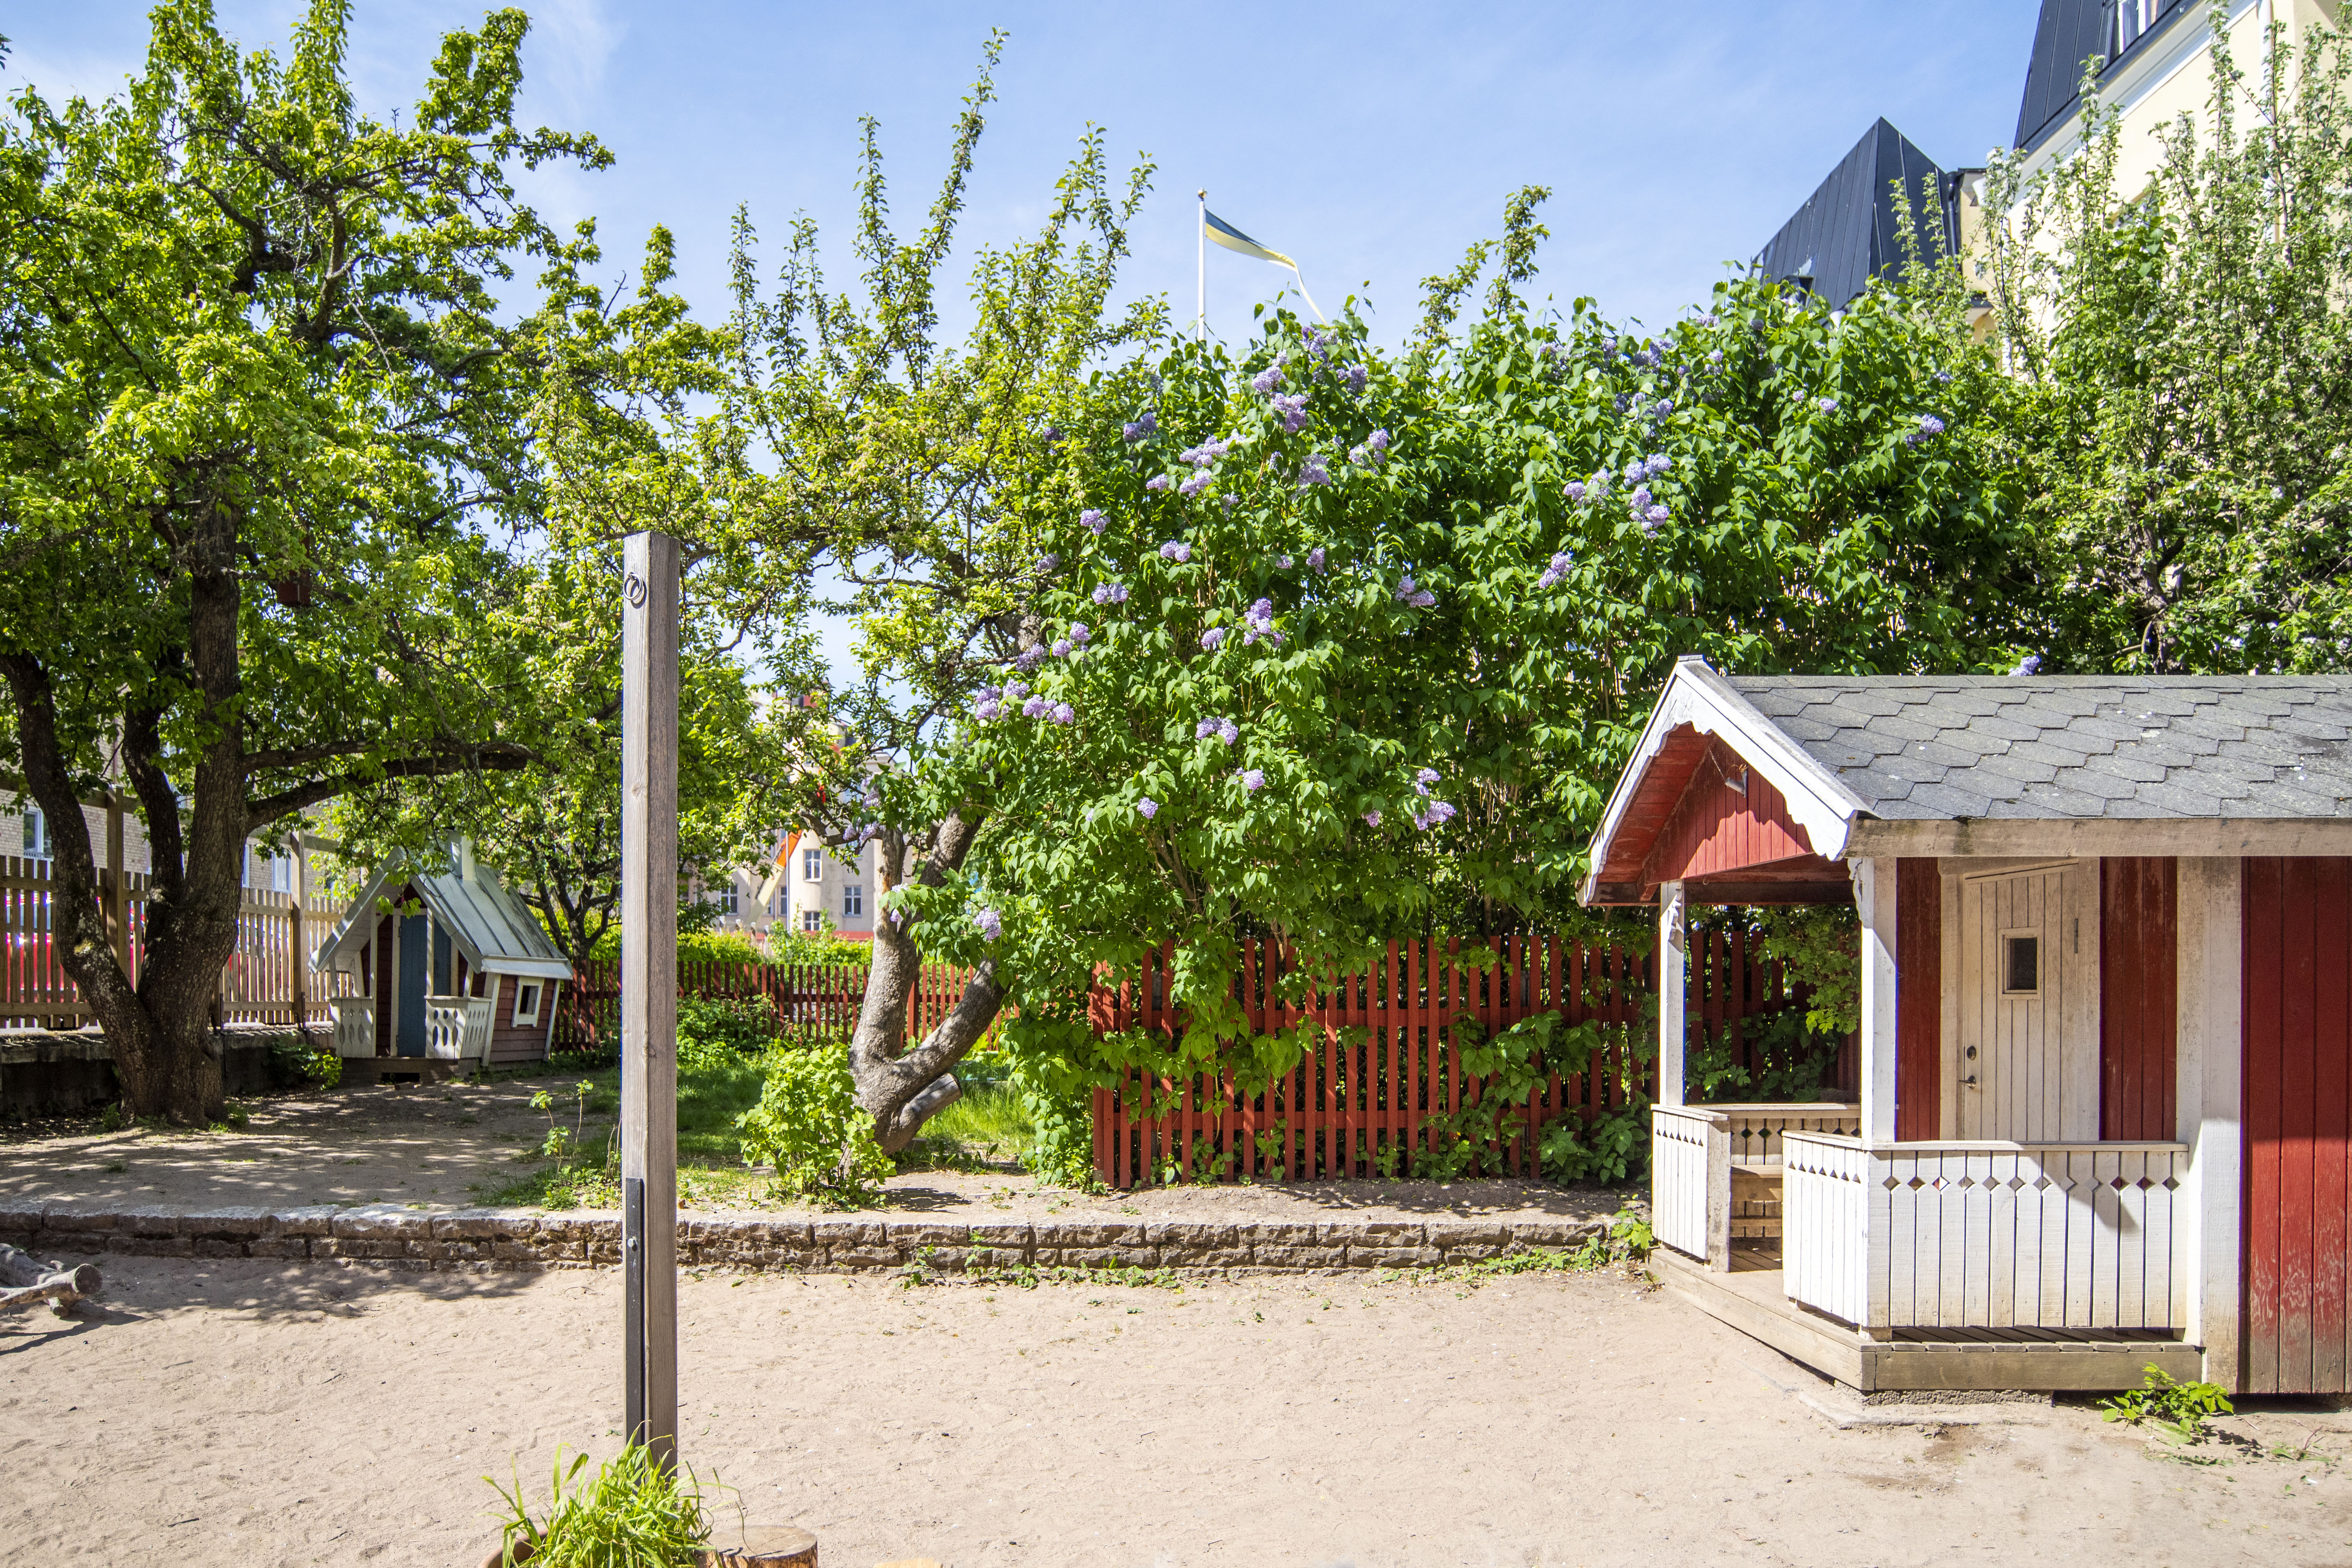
top-left (1205, 210), bottom-right (1296, 268)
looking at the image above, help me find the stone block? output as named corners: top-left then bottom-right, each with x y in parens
top-left (426, 1239), bottom-right (491, 1263)
top-left (1425, 1221), bottom-right (1509, 1247)
top-left (0, 1201), bottom-right (48, 1235)
top-left (432, 1210), bottom-right (535, 1241)
top-left (329, 1206), bottom-right (431, 1241)
top-left (192, 1238), bottom-right (252, 1259)
top-left (40, 1206), bottom-right (117, 1232)
top-left (1348, 1245), bottom-right (1444, 1268)
top-left (884, 1223), bottom-right (974, 1249)
top-left (809, 1220), bottom-right (883, 1248)
top-left (110, 1234), bottom-right (193, 1258)
top-left (1436, 1241), bottom-right (1510, 1261)
top-left (272, 1207), bottom-right (340, 1238)
top-left (121, 1209), bottom-right (183, 1238)
top-left (246, 1238), bottom-right (311, 1260)
top-left (585, 1234), bottom-right (623, 1266)
top-left (1321, 1219), bottom-right (1424, 1245)
top-left (1508, 1218), bottom-right (1600, 1248)
top-left (42, 1232), bottom-right (112, 1259)
top-left (824, 1246), bottom-right (902, 1270)
top-left (1045, 1246), bottom-right (1161, 1270)
top-left (494, 1237), bottom-right (560, 1263)
top-left (1250, 1243), bottom-right (1345, 1270)
top-left (1037, 1221), bottom-right (1145, 1248)
top-left (966, 1223), bottom-right (1035, 1250)
top-left (1146, 1221), bottom-right (1237, 1250)
top-left (178, 1207), bottom-right (275, 1239)
top-left (1246, 1222), bottom-right (1321, 1247)
top-left (1178, 1245), bottom-right (1255, 1268)
top-left (318, 1237), bottom-right (415, 1261)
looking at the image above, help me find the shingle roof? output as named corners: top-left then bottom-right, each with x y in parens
top-left (1727, 676), bottom-right (2352, 821)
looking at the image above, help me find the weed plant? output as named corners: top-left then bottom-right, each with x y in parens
top-left (485, 1442), bottom-right (720, 1567)
top-left (2100, 1365), bottom-right (2235, 1443)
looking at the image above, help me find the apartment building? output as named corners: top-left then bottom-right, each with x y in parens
top-left (769, 833), bottom-right (885, 942)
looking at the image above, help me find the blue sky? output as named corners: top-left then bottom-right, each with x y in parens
top-left (15, 2), bottom-right (2048, 341)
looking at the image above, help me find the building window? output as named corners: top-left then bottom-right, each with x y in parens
top-left (21, 806), bottom-right (49, 861)
top-left (513, 981), bottom-right (543, 1026)
top-left (842, 881), bottom-right (863, 918)
top-left (801, 909), bottom-right (824, 933)
top-left (2002, 933), bottom-right (2040, 995)
top-left (715, 882), bottom-right (738, 914)
top-left (802, 847), bottom-right (824, 881)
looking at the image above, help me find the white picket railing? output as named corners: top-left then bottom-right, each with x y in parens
top-left (1719, 1103), bottom-right (1862, 1167)
top-left (1650, 1106), bottom-right (1720, 1262)
top-left (1781, 1133), bottom-right (2189, 1332)
top-left (330, 995), bottom-right (375, 1059)
top-left (1782, 1131), bottom-right (1873, 1326)
top-left (423, 995), bottom-right (494, 1062)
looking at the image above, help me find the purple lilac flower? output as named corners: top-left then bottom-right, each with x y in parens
top-left (1919, 414), bottom-right (1946, 436)
top-left (1221, 494), bottom-right (1237, 515)
top-left (1645, 504), bottom-right (1671, 526)
top-left (1368, 429), bottom-right (1390, 452)
top-left (1218, 717), bottom-right (1239, 746)
top-left (1081, 508), bottom-right (1106, 534)
top-left (973, 908), bottom-right (1002, 943)
top-left (1589, 469), bottom-right (1612, 494)
top-left (1179, 472), bottom-right (1210, 497)
top-left (1069, 623), bottom-right (1090, 646)
top-left (1565, 480), bottom-right (1587, 503)
top-left (1250, 365), bottom-right (1282, 395)
top-left (1631, 486), bottom-right (1652, 508)
top-left (1818, 397), bottom-right (1838, 414)
top-left (1040, 553), bottom-right (1058, 571)
top-left (1622, 462), bottom-right (1644, 485)
top-left (1277, 555), bottom-right (1294, 569)
top-left (1537, 551), bottom-right (1572, 589)
top-left (1412, 801), bottom-right (1459, 830)
top-left (1933, 370), bottom-right (1953, 386)
top-left (1645, 453), bottom-right (1672, 477)
top-left (1655, 399), bottom-right (1675, 417)
top-left (1196, 718), bottom-right (1217, 740)
top-left (1345, 363), bottom-right (1367, 393)
top-left (1200, 626), bottom-right (1227, 651)
top-left (1708, 349), bottom-right (1724, 365)
top-left (1414, 767), bottom-right (1440, 796)
top-left (1160, 540), bottom-right (1191, 563)
top-left (1137, 797), bottom-right (1158, 819)
top-left (1307, 547), bottom-right (1326, 570)
top-left (1004, 681), bottom-right (1028, 700)
top-left (975, 699), bottom-right (1002, 721)
top-left (1240, 769), bottom-right (1266, 791)
top-left (2011, 654), bottom-right (2043, 676)
top-left (1614, 394), bottom-right (1630, 414)
top-left (1364, 810), bottom-right (1382, 827)
top-left (1271, 393), bottom-right (1309, 432)
top-left (1052, 702), bottom-right (1074, 724)
top-left (1298, 453), bottom-right (1332, 487)
top-left (1602, 336), bottom-right (1618, 356)
top-left (1242, 598), bottom-right (1281, 646)
top-left (1042, 426), bottom-right (1061, 444)
top-left (1051, 638), bottom-right (1071, 658)
top-left (1144, 474), bottom-right (1171, 493)
top-left (1180, 438), bottom-right (1230, 466)
top-left (978, 683), bottom-right (1001, 702)
top-left (1123, 411), bottom-right (1158, 441)
top-left (1407, 589), bottom-right (1435, 609)
top-left (1700, 313), bottom-right (1718, 328)
top-left (1020, 696), bottom-right (1047, 718)
top-left (1348, 444), bottom-right (1370, 467)
top-left (1016, 646), bottom-right (1046, 672)
top-left (1092, 581), bottom-right (1129, 605)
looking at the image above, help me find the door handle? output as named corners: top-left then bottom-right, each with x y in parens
top-left (1962, 1076), bottom-right (1978, 1087)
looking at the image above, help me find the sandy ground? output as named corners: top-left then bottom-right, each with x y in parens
top-left (0, 1080), bottom-right (1627, 1226)
top-left (4, 1257), bottom-right (2346, 1568)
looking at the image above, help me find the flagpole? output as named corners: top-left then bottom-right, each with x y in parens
top-left (1196, 189), bottom-right (1207, 342)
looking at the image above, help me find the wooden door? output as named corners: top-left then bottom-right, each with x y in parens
top-left (1958, 864), bottom-right (2091, 1141)
top-left (2242, 856), bottom-right (2352, 1394)
top-left (396, 912), bottom-right (428, 1057)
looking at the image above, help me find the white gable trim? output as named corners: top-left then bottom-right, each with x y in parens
top-left (1581, 657), bottom-right (1871, 904)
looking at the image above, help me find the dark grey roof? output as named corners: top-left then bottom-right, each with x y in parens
top-left (1728, 676), bottom-right (2352, 821)
top-left (2016, 0), bottom-right (2195, 154)
top-left (1754, 119), bottom-right (1959, 309)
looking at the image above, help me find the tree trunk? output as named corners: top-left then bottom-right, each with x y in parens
top-left (844, 811), bottom-right (1006, 1158)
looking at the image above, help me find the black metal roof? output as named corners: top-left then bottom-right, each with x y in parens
top-left (2015, 0), bottom-right (2197, 153)
top-left (1753, 119), bottom-right (1954, 309)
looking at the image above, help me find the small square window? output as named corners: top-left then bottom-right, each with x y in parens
top-left (514, 982), bottom-right (542, 1026)
top-left (802, 848), bottom-right (824, 882)
top-left (801, 909), bottom-right (824, 933)
top-left (842, 882), bottom-right (863, 918)
top-left (2003, 934), bottom-right (2039, 994)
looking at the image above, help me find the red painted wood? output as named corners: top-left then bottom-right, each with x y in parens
top-left (1637, 738), bottom-right (1817, 891)
top-left (1895, 858), bottom-right (1942, 1142)
top-left (2100, 859), bottom-right (2177, 1141)
top-left (2242, 857), bottom-right (2352, 1394)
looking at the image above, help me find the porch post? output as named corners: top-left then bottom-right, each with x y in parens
top-left (1657, 881), bottom-right (1686, 1107)
top-left (1853, 856), bottom-right (1898, 1143)
top-left (2176, 856), bottom-right (2242, 1392)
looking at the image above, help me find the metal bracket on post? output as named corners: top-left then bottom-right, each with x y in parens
top-left (623, 1175), bottom-right (646, 1445)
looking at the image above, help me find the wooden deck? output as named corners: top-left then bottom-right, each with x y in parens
top-left (1655, 1248), bottom-right (2205, 1393)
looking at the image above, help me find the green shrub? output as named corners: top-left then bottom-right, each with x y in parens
top-left (485, 1442), bottom-right (713, 1567)
top-left (675, 995), bottom-right (776, 1069)
top-left (734, 1041), bottom-right (892, 1204)
top-left (266, 1031), bottom-right (342, 1090)
top-left (2100, 1365), bottom-right (2234, 1443)
top-left (1537, 1101), bottom-right (1650, 1186)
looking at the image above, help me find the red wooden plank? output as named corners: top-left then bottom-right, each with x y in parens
top-left (1896, 857), bottom-right (1943, 1142)
top-left (2245, 857), bottom-right (2286, 1392)
top-left (2281, 860), bottom-right (2323, 1390)
top-left (2313, 860), bottom-right (2352, 1392)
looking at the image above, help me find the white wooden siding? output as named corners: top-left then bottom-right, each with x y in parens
top-left (1781, 1133), bottom-right (2188, 1331)
top-left (1650, 1106), bottom-right (1716, 1261)
top-left (1957, 862), bottom-right (2099, 1142)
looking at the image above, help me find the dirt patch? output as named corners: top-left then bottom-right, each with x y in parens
top-left (4, 1258), bottom-right (2344, 1566)
top-left (0, 1078), bottom-right (1630, 1229)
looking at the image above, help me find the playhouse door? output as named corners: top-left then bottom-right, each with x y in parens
top-left (1959, 863), bottom-right (2089, 1141)
top-left (396, 913), bottom-right (428, 1057)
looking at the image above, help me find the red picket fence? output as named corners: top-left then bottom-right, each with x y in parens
top-left (552, 959), bottom-right (973, 1052)
top-left (1087, 930), bottom-right (1827, 1187)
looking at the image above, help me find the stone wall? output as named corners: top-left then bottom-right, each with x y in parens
top-left (0, 1202), bottom-right (1611, 1276)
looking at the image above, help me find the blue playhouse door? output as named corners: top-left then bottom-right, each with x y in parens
top-left (397, 914), bottom-right (429, 1056)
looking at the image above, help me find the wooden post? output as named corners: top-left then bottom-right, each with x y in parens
top-left (1657, 882), bottom-right (1686, 1108)
top-left (290, 833), bottom-right (308, 1033)
top-left (1854, 856), bottom-right (1899, 1144)
top-left (620, 531), bottom-right (680, 1468)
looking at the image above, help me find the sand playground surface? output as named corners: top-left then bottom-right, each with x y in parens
top-left (0, 1076), bottom-right (1625, 1227)
top-left (6, 1254), bottom-right (2351, 1567)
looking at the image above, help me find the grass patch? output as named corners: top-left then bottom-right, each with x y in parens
top-left (898, 1082), bottom-right (1034, 1173)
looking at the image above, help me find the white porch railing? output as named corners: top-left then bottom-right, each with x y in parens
top-left (1781, 1133), bottom-right (2190, 1332)
top-left (423, 995), bottom-right (495, 1062)
top-left (330, 995), bottom-right (375, 1059)
top-left (1650, 1106), bottom-right (1723, 1262)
